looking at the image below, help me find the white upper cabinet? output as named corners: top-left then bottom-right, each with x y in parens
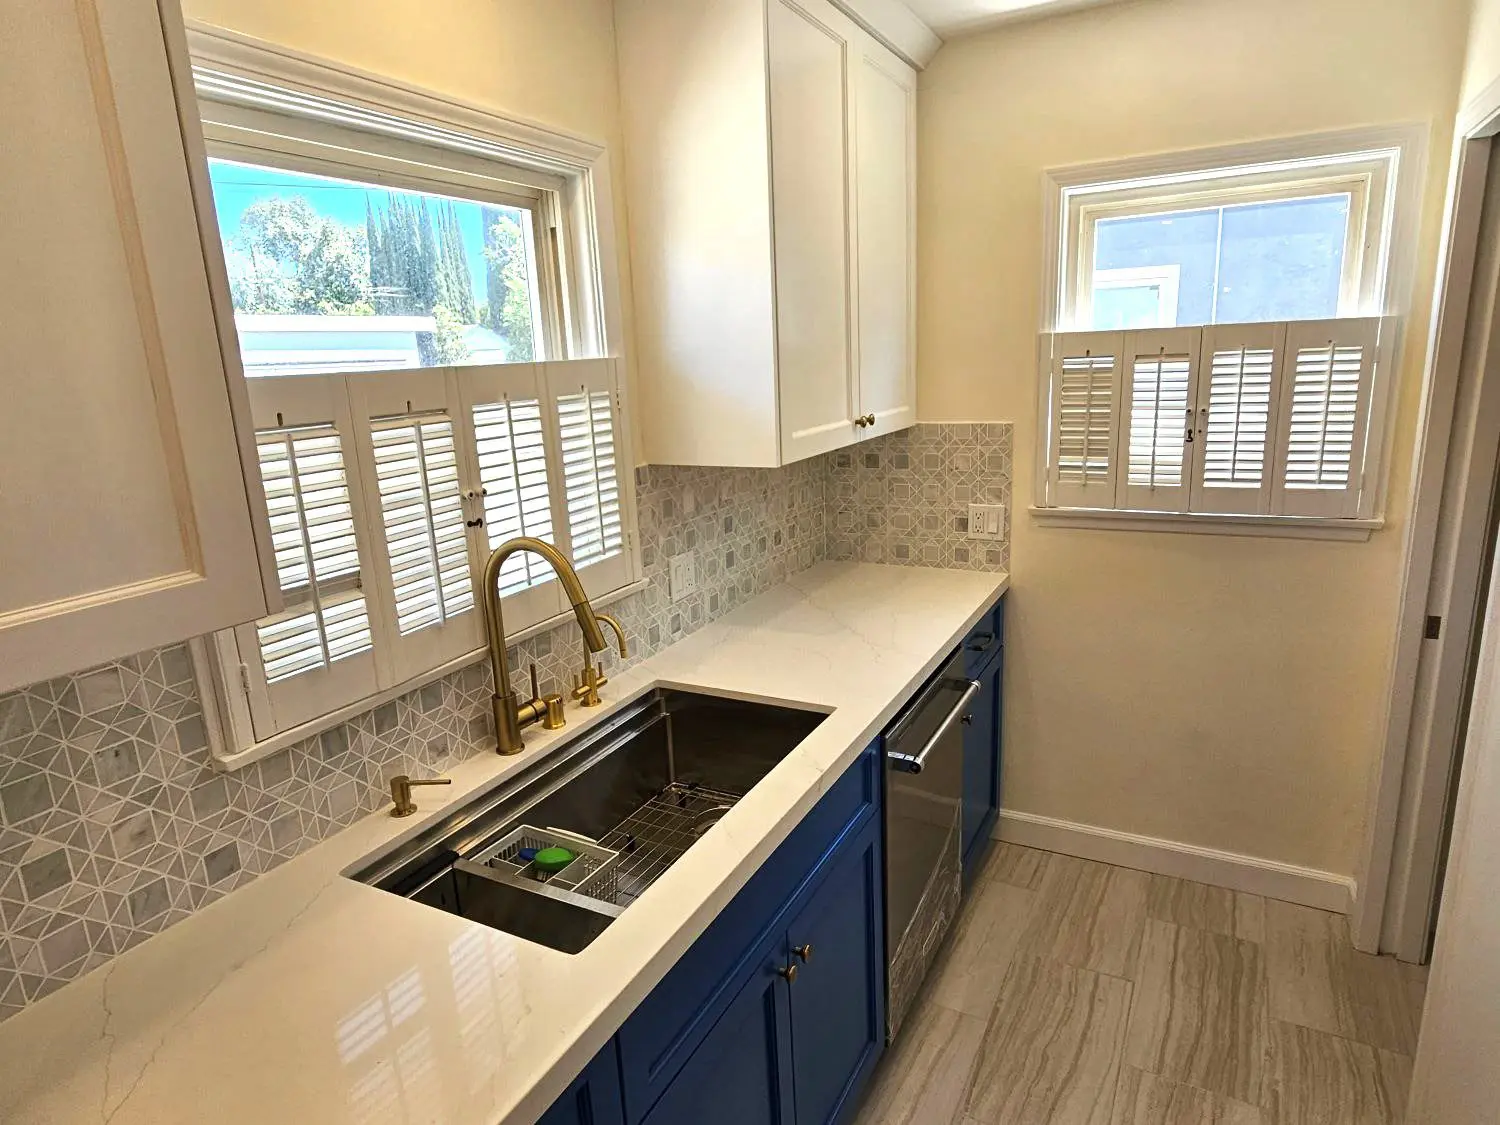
top-left (618, 0), bottom-right (918, 467)
top-left (0, 0), bottom-right (271, 693)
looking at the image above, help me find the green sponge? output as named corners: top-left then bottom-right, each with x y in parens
top-left (533, 846), bottom-right (576, 874)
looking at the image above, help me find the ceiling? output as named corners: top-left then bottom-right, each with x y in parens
top-left (901, 0), bottom-right (1124, 36)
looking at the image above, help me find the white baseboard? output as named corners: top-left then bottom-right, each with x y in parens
top-left (995, 809), bottom-right (1355, 914)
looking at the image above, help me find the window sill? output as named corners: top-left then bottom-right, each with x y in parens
top-left (198, 578), bottom-right (650, 773)
top-left (1028, 506), bottom-right (1382, 541)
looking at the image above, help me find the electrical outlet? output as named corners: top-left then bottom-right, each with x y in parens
top-left (669, 552), bottom-right (698, 603)
top-left (967, 504), bottom-right (1007, 542)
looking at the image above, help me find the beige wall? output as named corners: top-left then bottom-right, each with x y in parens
top-left (1464, 0), bottom-right (1500, 106)
top-left (917, 0), bottom-right (1469, 875)
top-left (182, 0), bottom-right (643, 454)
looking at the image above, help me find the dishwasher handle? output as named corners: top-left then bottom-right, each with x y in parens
top-left (888, 679), bottom-right (981, 775)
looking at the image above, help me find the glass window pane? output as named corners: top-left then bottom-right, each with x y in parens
top-left (207, 159), bottom-right (541, 376)
top-left (1214, 194), bottom-right (1348, 324)
top-left (1093, 207), bottom-right (1219, 327)
top-left (1092, 284), bottom-right (1169, 330)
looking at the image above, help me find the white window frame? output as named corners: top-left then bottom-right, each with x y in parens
top-left (1034, 126), bottom-right (1427, 539)
top-left (184, 24), bottom-right (643, 770)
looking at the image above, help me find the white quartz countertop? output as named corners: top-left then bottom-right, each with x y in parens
top-left (0, 562), bottom-right (1008, 1125)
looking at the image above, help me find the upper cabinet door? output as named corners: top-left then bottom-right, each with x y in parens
top-left (769, 0), bottom-right (858, 464)
top-left (853, 37), bottom-right (917, 439)
top-left (0, 0), bottom-right (267, 693)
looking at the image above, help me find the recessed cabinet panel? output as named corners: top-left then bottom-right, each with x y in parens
top-left (769, 0), bottom-right (857, 464)
top-left (854, 45), bottom-right (916, 436)
top-left (0, 0), bottom-right (266, 692)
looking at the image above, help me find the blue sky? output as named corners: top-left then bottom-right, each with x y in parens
top-left (208, 158), bottom-right (499, 299)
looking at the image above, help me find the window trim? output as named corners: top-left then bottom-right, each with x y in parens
top-left (1035, 125), bottom-right (1427, 532)
top-left (185, 23), bottom-right (642, 769)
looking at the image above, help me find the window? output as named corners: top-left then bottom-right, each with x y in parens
top-left (1038, 130), bottom-right (1420, 531)
top-left (189, 40), bottom-right (637, 758)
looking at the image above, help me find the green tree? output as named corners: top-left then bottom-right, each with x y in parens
top-left (435, 203), bottom-right (478, 324)
top-left (483, 208), bottom-right (535, 362)
top-left (431, 304), bottom-right (472, 364)
top-left (227, 196), bottom-right (372, 315)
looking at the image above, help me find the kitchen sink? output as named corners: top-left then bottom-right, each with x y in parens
top-left (348, 687), bottom-right (827, 953)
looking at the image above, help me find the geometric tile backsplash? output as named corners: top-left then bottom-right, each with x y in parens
top-left (0, 423), bottom-right (1010, 1022)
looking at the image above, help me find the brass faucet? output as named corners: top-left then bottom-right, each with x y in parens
top-left (573, 612), bottom-right (629, 707)
top-left (483, 536), bottom-right (607, 754)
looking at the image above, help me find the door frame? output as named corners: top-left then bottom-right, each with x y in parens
top-left (1355, 81), bottom-right (1500, 958)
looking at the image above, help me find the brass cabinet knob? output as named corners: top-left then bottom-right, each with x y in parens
top-left (777, 963), bottom-right (799, 983)
top-left (864, 414), bottom-right (876, 427)
top-left (854, 415), bottom-right (868, 429)
top-left (793, 944), bottom-right (813, 963)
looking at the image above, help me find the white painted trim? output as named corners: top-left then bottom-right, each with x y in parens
top-left (1028, 506), bottom-right (1381, 542)
top-left (996, 809), bottom-right (1355, 914)
top-left (829, 0), bottom-right (942, 68)
top-left (1355, 88), bottom-right (1500, 957)
top-left (202, 578), bottom-right (648, 772)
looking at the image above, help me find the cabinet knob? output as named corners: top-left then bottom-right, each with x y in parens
top-left (864, 414), bottom-right (876, 427)
top-left (793, 943), bottom-right (813, 963)
top-left (961, 714), bottom-right (973, 726)
top-left (777, 963), bottom-right (799, 983)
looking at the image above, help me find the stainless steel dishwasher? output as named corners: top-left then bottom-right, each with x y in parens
top-left (884, 647), bottom-right (981, 1039)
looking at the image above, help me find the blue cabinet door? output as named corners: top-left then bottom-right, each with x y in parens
top-left (785, 816), bottom-right (885, 1125)
top-left (539, 1042), bottom-right (627, 1125)
top-left (961, 649), bottom-right (1001, 878)
top-left (640, 934), bottom-right (796, 1125)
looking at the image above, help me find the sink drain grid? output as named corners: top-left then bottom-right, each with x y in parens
top-left (596, 783), bottom-right (744, 906)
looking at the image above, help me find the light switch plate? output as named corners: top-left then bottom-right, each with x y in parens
top-left (669, 552), bottom-right (698, 602)
top-left (967, 504), bottom-right (1007, 541)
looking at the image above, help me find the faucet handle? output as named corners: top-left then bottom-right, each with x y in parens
top-left (528, 662), bottom-right (542, 704)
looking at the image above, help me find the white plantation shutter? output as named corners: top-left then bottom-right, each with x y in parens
top-left (347, 372), bottom-right (481, 681)
top-left (237, 377), bottom-right (380, 738)
top-left (1191, 324), bottom-right (1286, 515)
top-left (254, 425), bottom-right (374, 682)
top-left (1046, 332), bottom-right (1124, 508)
top-left (1119, 328), bottom-right (1198, 512)
top-left (1272, 318), bottom-right (1381, 518)
top-left (455, 365), bottom-right (566, 633)
top-left (546, 359), bottom-right (632, 596)
top-left (369, 414), bottom-right (473, 634)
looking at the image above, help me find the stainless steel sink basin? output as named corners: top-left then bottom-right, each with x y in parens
top-left (348, 687), bottom-right (826, 953)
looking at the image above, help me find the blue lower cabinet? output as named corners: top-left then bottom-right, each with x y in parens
top-left (785, 816), bottom-right (885, 1125)
top-left (539, 1041), bottom-right (627, 1125)
top-left (962, 597), bottom-right (1005, 883)
top-left (640, 932), bottom-right (797, 1125)
top-left (543, 739), bottom-right (892, 1125)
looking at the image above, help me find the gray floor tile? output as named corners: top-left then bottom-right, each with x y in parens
top-left (926, 878), bottom-right (1036, 1019)
top-left (1125, 920), bottom-right (1268, 1105)
top-left (854, 1000), bottom-right (987, 1125)
top-left (1016, 856), bottom-right (1149, 980)
top-left (1263, 901), bottom-right (1418, 1054)
top-left (1262, 1020), bottom-right (1411, 1125)
top-left (1112, 1067), bottom-right (1264, 1125)
top-left (964, 957), bottom-right (1132, 1125)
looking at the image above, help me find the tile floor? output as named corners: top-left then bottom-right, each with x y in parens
top-left (854, 845), bottom-right (1428, 1125)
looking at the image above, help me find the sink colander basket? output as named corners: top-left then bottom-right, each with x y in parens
top-left (471, 825), bottom-right (620, 901)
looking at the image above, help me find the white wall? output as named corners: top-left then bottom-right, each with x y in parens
top-left (1463, 0), bottom-right (1500, 106)
top-left (917, 0), bottom-right (1469, 877)
top-left (1407, 514), bottom-right (1500, 1121)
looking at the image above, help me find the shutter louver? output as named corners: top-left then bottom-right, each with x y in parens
top-left (1191, 324), bottom-right (1285, 515)
top-left (472, 397), bottom-right (556, 597)
top-left (1119, 328), bottom-right (1198, 512)
top-left (1047, 331), bottom-right (1123, 508)
top-left (557, 388), bottom-right (623, 569)
top-left (370, 413), bottom-right (474, 636)
top-left (1273, 318), bottom-right (1379, 518)
top-left (253, 426), bottom-right (372, 683)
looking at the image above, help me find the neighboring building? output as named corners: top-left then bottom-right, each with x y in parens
top-left (234, 314), bottom-right (435, 375)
